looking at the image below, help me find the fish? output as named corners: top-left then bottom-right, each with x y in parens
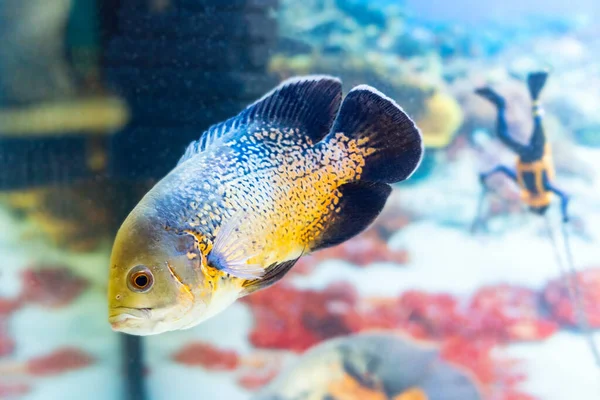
top-left (252, 332), bottom-right (483, 400)
top-left (107, 75), bottom-right (423, 335)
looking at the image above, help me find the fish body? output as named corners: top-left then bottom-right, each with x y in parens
top-left (253, 332), bottom-right (483, 400)
top-left (108, 76), bottom-right (423, 335)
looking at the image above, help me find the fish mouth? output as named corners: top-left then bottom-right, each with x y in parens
top-left (109, 307), bottom-right (152, 328)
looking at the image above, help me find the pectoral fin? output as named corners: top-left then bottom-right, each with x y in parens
top-left (206, 210), bottom-right (265, 280)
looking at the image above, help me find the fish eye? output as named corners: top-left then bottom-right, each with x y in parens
top-left (127, 265), bottom-right (154, 293)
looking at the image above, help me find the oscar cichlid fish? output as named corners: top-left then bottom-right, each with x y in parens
top-left (107, 75), bottom-right (423, 335)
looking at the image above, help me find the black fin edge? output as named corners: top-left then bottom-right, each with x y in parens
top-left (328, 85), bottom-right (423, 184)
top-left (177, 75), bottom-right (342, 166)
top-left (240, 256), bottom-right (301, 296)
top-left (312, 181), bottom-right (392, 252)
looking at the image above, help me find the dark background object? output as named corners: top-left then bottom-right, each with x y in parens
top-left (102, 0), bottom-right (279, 182)
top-left (122, 333), bottom-right (147, 400)
top-left (0, 137), bottom-right (91, 190)
top-left (0, 0), bottom-right (78, 107)
top-left (98, 1), bottom-right (279, 399)
top-left (116, 9), bottom-right (276, 41)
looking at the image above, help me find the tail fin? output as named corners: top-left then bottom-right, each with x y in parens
top-left (310, 86), bottom-right (422, 251)
top-left (527, 70), bottom-right (549, 102)
top-left (474, 87), bottom-right (506, 109)
top-left (328, 85), bottom-right (423, 183)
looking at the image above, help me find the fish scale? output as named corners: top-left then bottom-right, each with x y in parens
top-left (170, 125), bottom-right (359, 267)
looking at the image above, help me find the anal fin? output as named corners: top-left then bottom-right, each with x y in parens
top-left (241, 256), bottom-right (300, 296)
top-left (312, 181), bottom-right (392, 251)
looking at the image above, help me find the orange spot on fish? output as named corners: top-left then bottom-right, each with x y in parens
top-left (394, 388), bottom-right (428, 400)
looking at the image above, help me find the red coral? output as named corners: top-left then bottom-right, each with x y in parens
top-left (0, 320), bottom-right (14, 358)
top-left (0, 336), bottom-right (14, 358)
top-left (0, 299), bottom-right (21, 316)
top-left (242, 282), bottom-right (358, 352)
top-left (343, 292), bottom-right (464, 340)
top-left (27, 348), bottom-right (94, 376)
top-left (241, 280), bottom-right (570, 399)
top-left (237, 368), bottom-right (279, 390)
top-left (345, 297), bottom-right (408, 332)
top-left (466, 285), bottom-right (558, 342)
top-left (291, 228), bottom-right (409, 276)
top-left (0, 303), bottom-right (18, 360)
top-left (236, 352), bottom-right (283, 390)
top-left (332, 231), bottom-right (410, 266)
top-left (0, 383), bottom-right (30, 397)
top-left (441, 337), bottom-right (533, 400)
top-left (542, 268), bottom-right (600, 328)
top-left (400, 291), bottom-right (466, 339)
top-left (441, 337), bottom-right (498, 390)
top-left (347, 286), bottom-right (555, 344)
top-left (172, 342), bottom-right (239, 370)
top-left (19, 267), bottom-right (89, 309)
top-left (244, 282), bottom-right (557, 354)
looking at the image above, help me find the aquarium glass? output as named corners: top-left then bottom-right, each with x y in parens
top-left (1, 0), bottom-right (599, 399)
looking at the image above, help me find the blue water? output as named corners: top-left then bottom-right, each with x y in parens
top-left (405, 0), bottom-right (600, 24)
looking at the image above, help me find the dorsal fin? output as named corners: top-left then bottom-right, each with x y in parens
top-left (177, 75), bottom-right (342, 166)
top-left (176, 114), bottom-right (242, 166)
top-left (237, 75), bottom-right (343, 141)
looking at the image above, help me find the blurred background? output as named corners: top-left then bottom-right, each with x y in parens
top-left (1, 0), bottom-right (600, 399)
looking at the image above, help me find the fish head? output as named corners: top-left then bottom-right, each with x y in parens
top-left (107, 203), bottom-right (210, 336)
